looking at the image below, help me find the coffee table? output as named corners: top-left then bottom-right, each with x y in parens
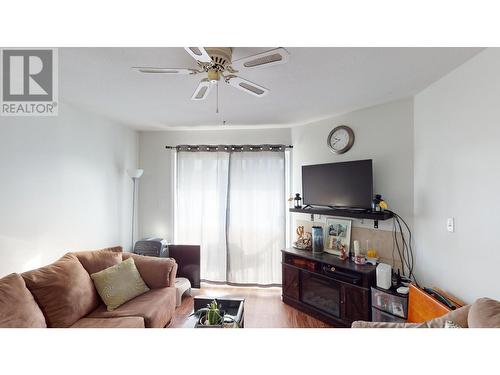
top-left (182, 296), bottom-right (245, 328)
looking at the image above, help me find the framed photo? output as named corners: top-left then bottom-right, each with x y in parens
top-left (324, 218), bottom-right (352, 256)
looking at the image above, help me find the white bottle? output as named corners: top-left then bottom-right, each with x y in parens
top-left (376, 263), bottom-right (392, 290)
top-left (353, 240), bottom-right (361, 256)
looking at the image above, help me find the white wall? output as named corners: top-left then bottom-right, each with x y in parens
top-left (414, 48), bottom-right (500, 302)
top-left (291, 99), bottom-right (414, 231)
top-left (139, 100), bottom-right (414, 248)
top-left (138, 128), bottom-right (292, 242)
top-left (0, 103), bottom-right (139, 276)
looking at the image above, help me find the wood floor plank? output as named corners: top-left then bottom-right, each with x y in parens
top-left (169, 283), bottom-right (333, 328)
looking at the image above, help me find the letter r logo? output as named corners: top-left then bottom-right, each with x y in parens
top-left (2, 50), bottom-right (53, 102)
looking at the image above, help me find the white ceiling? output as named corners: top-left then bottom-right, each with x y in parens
top-left (60, 47), bottom-right (482, 130)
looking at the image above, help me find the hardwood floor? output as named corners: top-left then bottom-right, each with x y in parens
top-left (169, 282), bottom-right (333, 328)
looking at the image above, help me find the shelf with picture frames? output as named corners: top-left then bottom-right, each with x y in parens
top-left (289, 207), bottom-right (393, 228)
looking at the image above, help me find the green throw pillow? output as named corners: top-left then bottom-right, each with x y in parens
top-left (91, 257), bottom-right (150, 311)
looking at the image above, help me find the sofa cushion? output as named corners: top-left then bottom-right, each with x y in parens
top-left (22, 253), bottom-right (99, 327)
top-left (0, 273), bottom-right (47, 328)
top-left (87, 287), bottom-right (176, 328)
top-left (468, 297), bottom-right (500, 328)
top-left (71, 316), bottom-right (145, 328)
top-left (90, 257), bottom-right (150, 311)
top-left (122, 253), bottom-right (177, 288)
top-left (73, 246), bottom-right (123, 275)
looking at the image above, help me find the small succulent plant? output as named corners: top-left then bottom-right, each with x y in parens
top-left (191, 299), bottom-right (223, 326)
top-left (191, 299), bottom-right (239, 327)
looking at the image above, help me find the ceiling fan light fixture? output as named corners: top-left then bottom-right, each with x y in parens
top-left (207, 69), bottom-right (220, 84)
top-left (134, 47), bottom-right (289, 102)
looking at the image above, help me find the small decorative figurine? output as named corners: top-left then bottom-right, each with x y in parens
top-left (338, 243), bottom-right (348, 260)
top-left (293, 225), bottom-right (312, 250)
top-left (371, 194), bottom-right (388, 212)
top-left (296, 226), bottom-right (305, 240)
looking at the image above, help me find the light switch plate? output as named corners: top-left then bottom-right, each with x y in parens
top-left (447, 217), bottom-right (455, 232)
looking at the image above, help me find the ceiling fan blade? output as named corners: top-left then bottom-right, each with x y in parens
top-left (132, 67), bottom-right (197, 74)
top-left (225, 75), bottom-right (269, 97)
top-left (191, 79), bottom-right (212, 100)
top-left (184, 47), bottom-right (212, 63)
top-left (231, 48), bottom-right (289, 70)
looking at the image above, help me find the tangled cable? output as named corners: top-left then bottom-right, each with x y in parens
top-left (386, 209), bottom-right (418, 286)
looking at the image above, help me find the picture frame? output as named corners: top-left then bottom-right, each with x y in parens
top-left (324, 217), bottom-right (352, 256)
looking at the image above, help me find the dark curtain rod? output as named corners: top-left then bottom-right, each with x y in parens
top-left (165, 144), bottom-right (293, 152)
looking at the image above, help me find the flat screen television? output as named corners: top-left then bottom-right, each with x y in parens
top-left (302, 159), bottom-right (373, 209)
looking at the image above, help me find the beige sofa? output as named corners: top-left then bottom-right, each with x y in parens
top-left (0, 246), bottom-right (178, 328)
top-left (352, 297), bottom-right (500, 328)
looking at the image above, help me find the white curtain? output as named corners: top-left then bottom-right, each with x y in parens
top-left (175, 151), bottom-right (229, 282)
top-left (175, 150), bottom-right (285, 285)
top-left (227, 152), bottom-right (285, 285)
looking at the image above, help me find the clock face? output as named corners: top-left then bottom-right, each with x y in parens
top-left (327, 125), bottom-right (355, 154)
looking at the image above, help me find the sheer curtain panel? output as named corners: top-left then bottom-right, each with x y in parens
top-left (175, 151), bottom-right (229, 282)
top-left (227, 151), bottom-right (285, 285)
top-left (175, 149), bottom-right (286, 285)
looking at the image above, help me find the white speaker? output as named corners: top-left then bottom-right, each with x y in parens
top-left (376, 263), bottom-right (392, 290)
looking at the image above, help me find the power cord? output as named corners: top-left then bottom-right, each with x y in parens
top-left (385, 209), bottom-right (419, 287)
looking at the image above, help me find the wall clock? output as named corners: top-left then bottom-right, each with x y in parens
top-left (327, 125), bottom-right (355, 154)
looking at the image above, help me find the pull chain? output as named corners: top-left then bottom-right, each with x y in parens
top-left (216, 81), bottom-right (219, 114)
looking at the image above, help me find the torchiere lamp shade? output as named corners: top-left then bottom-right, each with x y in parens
top-left (127, 169), bottom-right (144, 179)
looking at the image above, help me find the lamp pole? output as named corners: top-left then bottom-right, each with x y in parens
top-left (131, 177), bottom-right (137, 250)
top-left (127, 169), bottom-right (144, 251)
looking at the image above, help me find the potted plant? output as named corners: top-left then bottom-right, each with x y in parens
top-left (192, 299), bottom-right (240, 328)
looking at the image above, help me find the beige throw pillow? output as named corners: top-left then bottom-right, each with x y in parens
top-left (91, 258), bottom-right (150, 311)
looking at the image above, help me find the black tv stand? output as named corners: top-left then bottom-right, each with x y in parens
top-left (282, 248), bottom-right (376, 327)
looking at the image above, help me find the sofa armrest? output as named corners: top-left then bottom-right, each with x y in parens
top-left (123, 253), bottom-right (177, 289)
top-left (168, 245), bottom-right (200, 288)
top-left (352, 304), bottom-right (472, 328)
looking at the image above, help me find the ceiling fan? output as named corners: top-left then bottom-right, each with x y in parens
top-left (132, 47), bottom-right (289, 101)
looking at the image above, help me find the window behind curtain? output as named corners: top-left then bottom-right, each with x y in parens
top-left (175, 151), bottom-right (229, 282)
top-left (175, 150), bottom-right (285, 285)
top-left (227, 151), bottom-right (285, 285)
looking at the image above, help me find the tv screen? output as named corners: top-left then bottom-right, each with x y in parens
top-left (302, 160), bottom-right (373, 209)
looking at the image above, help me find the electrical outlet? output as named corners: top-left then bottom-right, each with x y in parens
top-left (447, 217), bottom-right (455, 232)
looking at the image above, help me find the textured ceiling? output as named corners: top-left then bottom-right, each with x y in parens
top-left (59, 47), bottom-right (482, 129)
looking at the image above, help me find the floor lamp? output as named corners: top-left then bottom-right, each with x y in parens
top-left (127, 168), bottom-right (144, 251)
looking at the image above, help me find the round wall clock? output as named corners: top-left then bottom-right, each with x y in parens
top-left (327, 125), bottom-right (355, 154)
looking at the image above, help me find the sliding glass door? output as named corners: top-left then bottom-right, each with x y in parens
top-left (175, 148), bottom-right (285, 285)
